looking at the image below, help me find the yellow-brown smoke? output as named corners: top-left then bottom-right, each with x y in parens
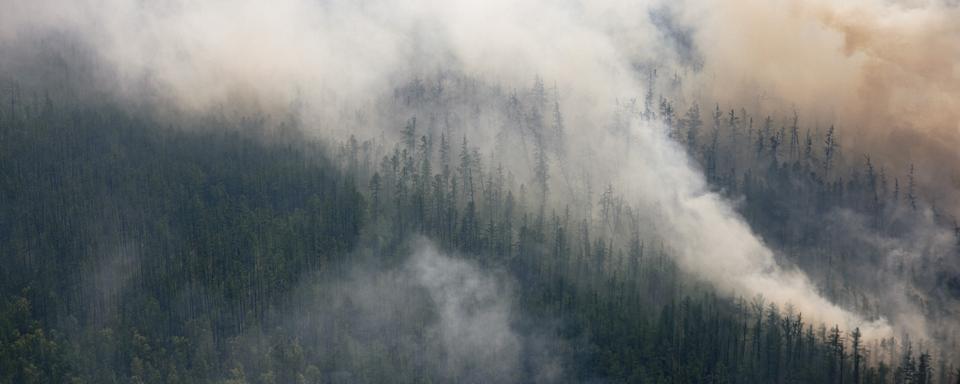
top-left (687, 0), bottom-right (960, 212)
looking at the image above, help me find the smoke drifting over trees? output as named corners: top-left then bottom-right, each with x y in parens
top-left (1, 0), bottom-right (958, 382)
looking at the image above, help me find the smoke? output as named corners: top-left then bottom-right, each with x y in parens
top-left (677, 0), bottom-right (960, 212)
top-left (258, 239), bottom-right (565, 383)
top-left (408, 240), bottom-right (564, 382)
top-left (824, 206), bottom-right (960, 345)
top-left (612, 118), bottom-right (893, 339)
top-left (6, 0), bottom-right (952, 341)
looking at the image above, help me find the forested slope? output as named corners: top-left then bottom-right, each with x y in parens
top-left (0, 99), bottom-right (361, 383)
top-left (1, 77), bottom-right (957, 383)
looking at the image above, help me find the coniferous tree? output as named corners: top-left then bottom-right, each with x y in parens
top-left (684, 102), bottom-right (702, 155)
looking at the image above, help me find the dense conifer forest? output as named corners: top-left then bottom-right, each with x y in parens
top-left (3, 1), bottom-right (960, 383)
top-left (1, 73), bottom-right (958, 382)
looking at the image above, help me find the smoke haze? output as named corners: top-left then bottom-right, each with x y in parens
top-left (3, 0), bottom-right (957, 347)
top-left (260, 239), bottom-right (565, 383)
top-left (680, 0), bottom-right (960, 210)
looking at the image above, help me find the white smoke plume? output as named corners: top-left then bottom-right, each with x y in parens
top-left (270, 239), bottom-right (565, 383)
top-left (9, 0), bottom-right (957, 341)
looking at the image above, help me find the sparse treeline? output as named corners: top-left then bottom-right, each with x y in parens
top-left (0, 70), bottom-right (958, 384)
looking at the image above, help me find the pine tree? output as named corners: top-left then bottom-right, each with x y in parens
top-left (851, 328), bottom-right (862, 384)
top-left (917, 352), bottom-right (932, 384)
top-left (789, 111), bottom-right (800, 161)
top-left (907, 164), bottom-right (918, 211)
top-left (402, 117), bottom-right (417, 151)
top-left (369, 172), bottom-right (382, 219)
top-left (552, 97), bottom-right (566, 159)
top-left (824, 125), bottom-right (838, 177)
top-left (684, 103), bottom-right (702, 155)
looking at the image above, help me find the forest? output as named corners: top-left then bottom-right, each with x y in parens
top-left (1, 71), bottom-right (958, 383)
top-left (2, 0), bottom-right (960, 383)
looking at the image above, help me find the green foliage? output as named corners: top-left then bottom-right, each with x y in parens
top-left (0, 98), bottom-right (361, 382)
top-left (0, 296), bottom-right (76, 383)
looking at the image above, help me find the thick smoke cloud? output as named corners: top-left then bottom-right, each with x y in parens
top-left (677, 0), bottom-right (960, 212)
top-left (7, 0), bottom-right (953, 342)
